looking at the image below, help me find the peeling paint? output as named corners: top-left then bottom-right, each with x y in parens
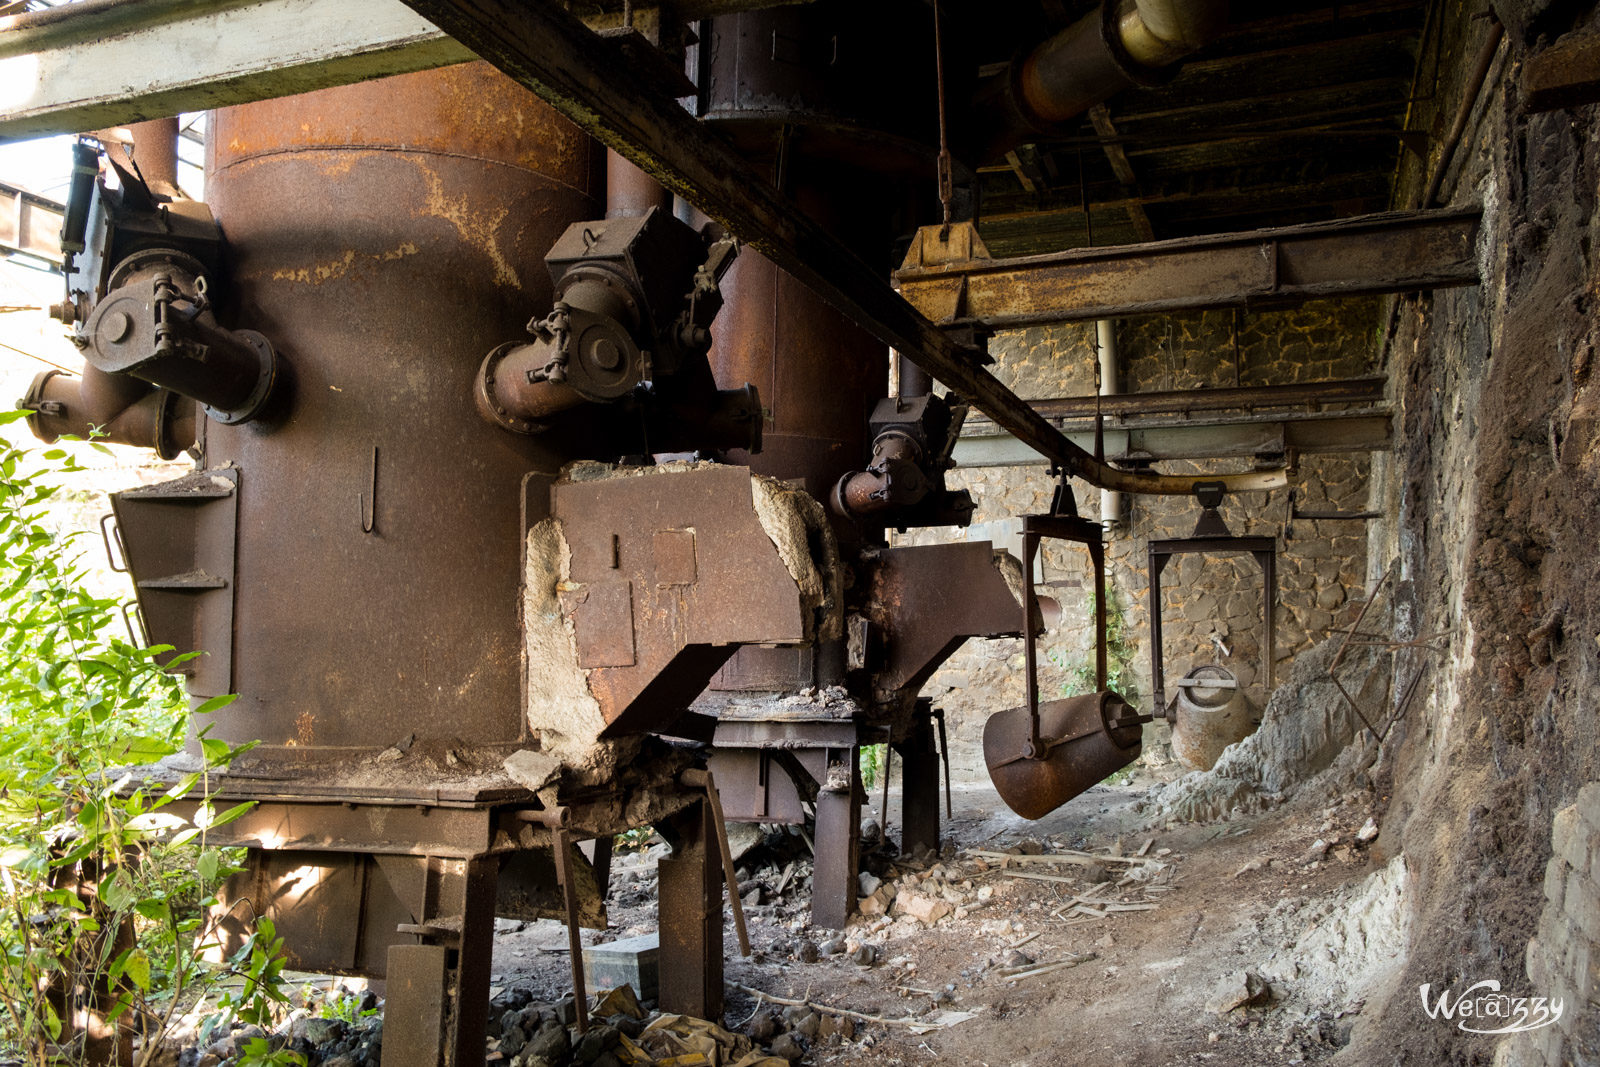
top-left (269, 242), bottom-right (419, 285)
top-left (413, 159), bottom-right (521, 289)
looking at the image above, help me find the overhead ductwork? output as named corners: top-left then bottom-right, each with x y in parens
top-left (967, 0), bottom-right (1228, 161)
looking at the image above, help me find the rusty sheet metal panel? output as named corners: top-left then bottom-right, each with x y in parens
top-left (200, 64), bottom-right (599, 757)
top-left (110, 467), bottom-right (238, 697)
top-left (864, 541), bottom-right (1024, 699)
top-left (546, 463), bottom-right (832, 734)
top-left (893, 208), bottom-right (1482, 328)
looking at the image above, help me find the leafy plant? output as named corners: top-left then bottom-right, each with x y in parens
top-left (858, 743), bottom-right (886, 791)
top-left (1050, 589), bottom-right (1140, 707)
top-left (0, 417), bottom-right (293, 1065)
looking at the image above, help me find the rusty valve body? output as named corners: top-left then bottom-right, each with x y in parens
top-left (476, 207), bottom-right (759, 452)
top-left (830, 393), bottom-right (974, 528)
top-left (79, 249), bottom-right (276, 424)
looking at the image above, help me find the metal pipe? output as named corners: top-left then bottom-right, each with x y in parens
top-left (128, 116), bottom-right (179, 189)
top-left (21, 367), bottom-right (191, 458)
top-left (606, 148), bottom-right (671, 220)
top-left (970, 0), bottom-right (1226, 159)
top-left (1096, 319), bottom-right (1123, 532)
top-left (899, 356), bottom-right (932, 398)
top-left (1419, 14), bottom-right (1504, 209)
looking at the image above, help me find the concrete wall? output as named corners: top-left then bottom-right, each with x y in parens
top-left (904, 299), bottom-right (1381, 782)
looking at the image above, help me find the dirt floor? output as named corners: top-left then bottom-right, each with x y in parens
top-left (490, 774), bottom-right (1401, 1067)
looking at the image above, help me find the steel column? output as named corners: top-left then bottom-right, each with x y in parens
top-left (810, 749), bottom-right (862, 930)
top-left (657, 799), bottom-right (724, 1020)
top-left (381, 854), bottom-right (498, 1067)
top-left (896, 709), bottom-right (941, 856)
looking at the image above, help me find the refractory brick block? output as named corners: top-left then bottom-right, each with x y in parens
top-left (582, 932), bottom-right (659, 1001)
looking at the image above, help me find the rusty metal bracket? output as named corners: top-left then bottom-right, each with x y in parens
top-left (1018, 492), bottom-right (1112, 758)
top-left (1147, 488), bottom-right (1277, 714)
top-left (1329, 561), bottom-right (1450, 742)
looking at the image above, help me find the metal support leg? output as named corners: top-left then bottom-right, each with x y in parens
top-left (657, 799), bottom-right (723, 1020)
top-left (810, 748), bottom-right (861, 930)
top-left (897, 707), bottom-right (941, 857)
top-left (383, 854), bottom-right (498, 1067)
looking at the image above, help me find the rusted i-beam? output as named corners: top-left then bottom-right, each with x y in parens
top-left (894, 209), bottom-right (1482, 329)
top-left (396, 0), bottom-right (1283, 496)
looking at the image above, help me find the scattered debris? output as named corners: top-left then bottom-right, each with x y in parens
top-left (1205, 971), bottom-right (1273, 1014)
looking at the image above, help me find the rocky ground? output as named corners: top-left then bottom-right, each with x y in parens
top-left (167, 767), bottom-right (1418, 1067)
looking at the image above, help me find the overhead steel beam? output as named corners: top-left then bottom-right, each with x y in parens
top-left (0, 180), bottom-right (64, 268)
top-left (894, 208), bottom-right (1481, 328)
top-left (397, 0), bottom-right (1283, 497)
top-left (1015, 377), bottom-right (1386, 421)
top-left (0, 0), bottom-right (784, 142)
top-left (955, 410), bottom-right (1393, 468)
top-left (0, 0), bottom-right (477, 141)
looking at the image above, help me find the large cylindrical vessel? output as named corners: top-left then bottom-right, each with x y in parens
top-left (202, 64), bottom-right (600, 757)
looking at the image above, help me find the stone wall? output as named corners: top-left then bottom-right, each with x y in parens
top-left (905, 299), bottom-right (1382, 782)
top-left (1506, 785), bottom-right (1600, 1066)
top-left (1336, 3), bottom-right (1600, 1063)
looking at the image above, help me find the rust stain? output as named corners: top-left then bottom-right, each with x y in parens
top-left (295, 710), bottom-right (315, 746)
top-left (269, 243), bottom-right (419, 285)
top-left (414, 161), bottom-right (521, 289)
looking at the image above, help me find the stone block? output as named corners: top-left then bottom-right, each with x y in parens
top-left (1528, 936), bottom-right (1552, 990)
top-left (582, 933), bottom-right (659, 1001)
top-left (1565, 868), bottom-right (1600, 941)
top-left (1579, 783), bottom-right (1600, 834)
top-left (1553, 806), bottom-right (1586, 872)
top-left (1546, 855), bottom-right (1567, 908)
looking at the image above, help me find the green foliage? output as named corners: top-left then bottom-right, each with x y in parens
top-left (311, 986), bottom-right (378, 1025)
top-left (1049, 588), bottom-right (1140, 707)
top-left (858, 743), bottom-right (886, 791)
top-left (613, 825), bottom-right (657, 853)
top-left (0, 419), bottom-right (293, 1065)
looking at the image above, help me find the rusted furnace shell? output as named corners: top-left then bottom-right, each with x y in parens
top-left (191, 63), bottom-right (600, 757)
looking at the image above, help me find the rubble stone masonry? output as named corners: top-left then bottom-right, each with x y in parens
top-left (901, 299), bottom-right (1382, 781)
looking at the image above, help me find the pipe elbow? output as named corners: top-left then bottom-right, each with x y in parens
top-left (19, 367), bottom-right (193, 459)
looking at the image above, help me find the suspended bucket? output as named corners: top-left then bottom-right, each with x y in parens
top-left (983, 690), bottom-right (1142, 820)
top-left (1169, 663), bottom-right (1256, 771)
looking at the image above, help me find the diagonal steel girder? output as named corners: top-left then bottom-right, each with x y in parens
top-left (397, 0), bottom-right (1284, 497)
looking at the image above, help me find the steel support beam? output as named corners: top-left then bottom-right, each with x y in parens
top-left (954, 411), bottom-right (1392, 468)
top-left (0, 0), bottom-right (476, 142)
top-left (395, 0), bottom-right (1285, 498)
top-left (0, 181), bottom-right (64, 267)
top-left (893, 208), bottom-right (1481, 329)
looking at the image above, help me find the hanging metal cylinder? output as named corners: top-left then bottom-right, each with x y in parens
top-left (983, 691), bottom-right (1142, 820)
top-left (1169, 663), bottom-right (1256, 771)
